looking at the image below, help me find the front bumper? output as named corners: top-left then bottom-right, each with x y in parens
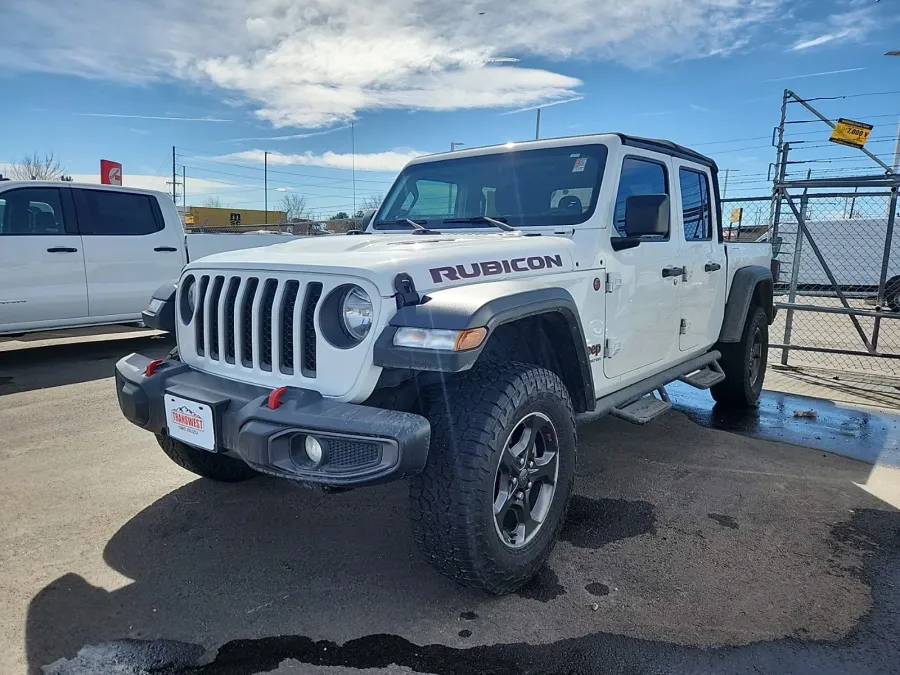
top-left (115, 353), bottom-right (431, 487)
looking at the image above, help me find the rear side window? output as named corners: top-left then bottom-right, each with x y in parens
top-left (74, 189), bottom-right (161, 236)
top-left (0, 187), bottom-right (69, 235)
top-left (613, 158), bottom-right (669, 238)
top-left (679, 168), bottom-right (713, 241)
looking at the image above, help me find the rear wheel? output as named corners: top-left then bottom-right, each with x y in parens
top-left (885, 275), bottom-right (900, 313)
top-left (711, 305), bottom-right (768, 408)
top-left (409, 362), bottom-right (576, 594)
top-left (155, 346), bottom-right (257, 482)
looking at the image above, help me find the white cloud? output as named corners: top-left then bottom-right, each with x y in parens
top-left (499, 96), bottom-right (584, 116)
top-left (215, 149), bottom-right (425, 172)
top-left (789, 6), bottom-right (887, 52)
top-left (763, 67), bottom-right (865, 83)
top-left (73, 113), bottom-right (231, 122)
top-left (2, 0), bottom-right (792, 128)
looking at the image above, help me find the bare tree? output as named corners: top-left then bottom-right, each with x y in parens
top-left (8, 152), bottom-right (66, 180)
top-left (202, 196), bottom-right (222, 208)
top-left (361, 192), bottom-right (385, 211)
top-left (278, 193), bottom-right (308, 220)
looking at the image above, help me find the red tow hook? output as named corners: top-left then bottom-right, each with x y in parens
top-left (144, 359), bottom-right (164, 376)
top-left (267, 386), bottom-right (288, 409)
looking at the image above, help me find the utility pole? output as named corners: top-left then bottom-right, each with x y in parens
top-left (351, 122), bottom-right (357, 216)
top-left (535, 108), bottom-right (541, 140)
top-left (723, 169), bottom-right (730, 199)
top-left (893, 117), bottom-right (900, 172)
top-left (264, 151), bottom-right (268, 224)
top-left (182, 166), bottom-right (186, 208)
top-left (172, 146), bottom-right (176, 203)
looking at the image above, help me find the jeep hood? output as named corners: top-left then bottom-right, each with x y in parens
top-left (187, 233), bottom-right (578, 296)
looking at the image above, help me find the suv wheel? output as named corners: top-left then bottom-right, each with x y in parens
top-left (409, 362), bottom-right (576, 594)
top-left (154, 346), bottom-right (257, 482)
top-left (711, 305), bottom-right (768, 408)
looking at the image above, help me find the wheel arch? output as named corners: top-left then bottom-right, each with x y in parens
top-left (373, 285), bottom-right (595, 412)
top-left (719, 266), bottom-right (774, 344)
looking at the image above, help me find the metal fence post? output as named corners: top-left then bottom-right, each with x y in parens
top-left (872, 187), bottom-right (899, 350)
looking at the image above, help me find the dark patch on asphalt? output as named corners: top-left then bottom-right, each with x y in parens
top-left (42, 638), bottom-right (203, 675)
top-left (560, 495), bottom-right (656, 549)
top-left (513, 566), bottom-right (565, 602)
top-left (457, 630), bottom-right (472, 639)
top-left (0, 376), bottom-right (13, 387)
top-left (585, 582), bottom-right (610, 597)
top-left (459, 611), bottom-right (478, 620)
top-left (42, 509), bottom-right (900, 675)
top-left (669, 382), bottom-right (900, 465)
top-left (708, 513), bottom-right (739, 530)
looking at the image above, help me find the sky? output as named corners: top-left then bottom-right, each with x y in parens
top-left (1, 0), bottom-right (899, 218)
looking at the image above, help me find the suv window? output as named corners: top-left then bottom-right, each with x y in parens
top-left (407, 179), bottom-right (459, 218)
top-left (0, 188), bottom-right (68, 235)
top-left (679, 168), bottom-right (712, 241)
top-left (74, 189), bottom-right (161, 236)
top-left (613, 158), bottom-right (669, 238)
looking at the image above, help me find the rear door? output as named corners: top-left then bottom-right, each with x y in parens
top-left (675, 164), bottom-right (726, 351)
top-left (603, 153), bottom-right (684, 380)
top-left (73, 188), bottom-right (183, 318)
top-left (0, 186), bottom-right (88, 331)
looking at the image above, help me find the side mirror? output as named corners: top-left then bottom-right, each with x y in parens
top-left (612, 194), bottom-right (670, 251)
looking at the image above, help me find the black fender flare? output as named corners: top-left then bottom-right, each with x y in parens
top-left (141, 281), bottom-right (177, 333)
top-left (719, 266), bottom-right (774, 343)
top-left (373, 285), bottom-right (595, 410)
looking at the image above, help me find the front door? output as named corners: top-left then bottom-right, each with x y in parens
top-left (675, 163), bottom-right (726, 351)
top-left (73, 188), bottom-right (183, 318)
top-left (0, 186), bottom-right (88, 331)
top-left (604, 154), bottom-right (683, 380)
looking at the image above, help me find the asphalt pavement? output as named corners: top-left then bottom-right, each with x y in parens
top-left (0, 334), bottom-right (898, 675)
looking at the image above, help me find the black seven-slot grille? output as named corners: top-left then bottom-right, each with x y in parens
top-left (187, 275), bottom-right (323, 377)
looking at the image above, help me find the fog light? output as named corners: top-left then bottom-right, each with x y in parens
top-left (304, 436), bottom-right (324, 464)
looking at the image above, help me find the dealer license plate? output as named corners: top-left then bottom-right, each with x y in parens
top-left (164, 393), bottom-right (216, 451)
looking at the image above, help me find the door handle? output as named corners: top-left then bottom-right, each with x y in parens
top-left (705, 262), bottom-right (722, 272)
top-left (661, 266), bottom-right (685, 278)
top-left (154, 246), bottom-right (178, 252)
top-left (47, 246), bottom-right (78, 253)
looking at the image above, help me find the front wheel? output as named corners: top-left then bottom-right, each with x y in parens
top-left (409, 362), bottom-right (576, 595)
top-left (711, 305), bottom-right (768, 408)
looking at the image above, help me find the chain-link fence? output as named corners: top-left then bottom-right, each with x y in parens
top-left (768, 179), bottom-right (900, 375)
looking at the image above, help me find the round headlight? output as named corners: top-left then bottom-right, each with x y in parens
top-left (340, 286), bottom-right (373, 341)
top-left (180, 276), bottom-right (197, 322)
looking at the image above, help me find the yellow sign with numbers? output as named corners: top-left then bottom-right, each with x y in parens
top-left (730, 208), bottom-right (744, 224)
top-left (829, 118), bottom-right (873, 149)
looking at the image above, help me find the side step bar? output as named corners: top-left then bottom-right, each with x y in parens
top-left (678, 361), bottom-right (725, 390)
top-left (575, 351), bottom-right (721, 427)
top-left (610, 388), bottom-right (671, 425)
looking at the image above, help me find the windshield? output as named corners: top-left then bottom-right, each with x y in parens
top-left (375, 144), bottom-right (608, 229)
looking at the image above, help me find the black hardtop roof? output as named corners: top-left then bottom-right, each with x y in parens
top-left (614, 133), bottom-right (718, 172)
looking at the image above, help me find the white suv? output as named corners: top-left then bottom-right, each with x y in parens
top-left (115, 134), bottom-right (774, 594)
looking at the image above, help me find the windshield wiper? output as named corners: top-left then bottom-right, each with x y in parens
top-left (373, 218), bottom-right (441, 234)
top-left (442, 216), bottom-right (517, 232)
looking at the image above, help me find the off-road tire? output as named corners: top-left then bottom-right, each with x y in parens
top-left (409, 362), bottom-right (576, 595)
top-left (711, 305), bottom-right (768, 408)
top-left (885, 275), bottom-right (900, 313)
top-left (154, 346), bottom-right (257, 482)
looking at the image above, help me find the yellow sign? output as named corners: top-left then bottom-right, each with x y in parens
top-left (730, 208), bottom-right (744, 224)
top-left (829, 118), bottom-right (873, 149)
top-left (184, 214), bottom-right (195, 225)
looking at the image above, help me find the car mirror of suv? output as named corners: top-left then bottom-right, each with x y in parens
top-left (624, 194), bottom-right (669, 238)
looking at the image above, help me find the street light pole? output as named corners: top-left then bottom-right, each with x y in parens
top-left (535, 108), bottom-right (541, 140)
top-left (450, 142), bottom-right (465, 151)
top-left (264, 151), bottom-right (268, 224)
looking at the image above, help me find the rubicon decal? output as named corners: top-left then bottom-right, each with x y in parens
top-left (171, 406), bottom-right (204, 431)
top-left (430, 254), bottom-right (564, 283)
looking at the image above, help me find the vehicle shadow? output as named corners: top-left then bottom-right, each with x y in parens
top-left (0, 335), bottom-right (174, 396)
top-left (23, 477), bottom-right (463, 673)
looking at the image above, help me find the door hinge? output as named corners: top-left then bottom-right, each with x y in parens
top-left (679, 319), bottom-right (690, 335)
top-left (604, 338), bottom-right (622, 358)
top-left (605, 273), bottom-right (622, 293)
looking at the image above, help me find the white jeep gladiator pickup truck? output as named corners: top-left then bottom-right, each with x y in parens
top-left (0, 181), bottom-right (298, 336)
top-left (115, 134), bottom-right (774, 594)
